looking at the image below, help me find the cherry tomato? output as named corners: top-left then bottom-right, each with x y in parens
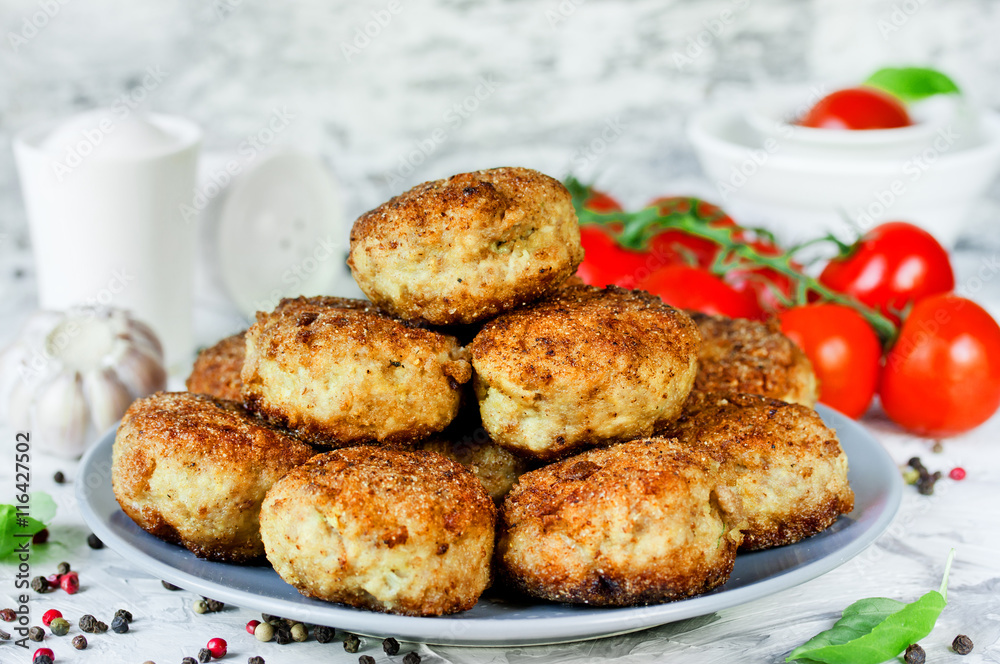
top-left (584, 191), bottom-right (623, 213)
top-left (644, 197), bottom-right (735, 267)
top-left (640, 264), bottom-right (764, 319)
top-left (820, 222), bottom-right (954, 324)
top-left (799, 87), bottom-right (911, 130)
top-left (577, 225), bottom-right (653, 289)
top-left (779, 304), bottom-right (882, 418)
top-left (723, 241), bottom-right (798, 314)
top-left (880, 294), bottom-right (1000, 437)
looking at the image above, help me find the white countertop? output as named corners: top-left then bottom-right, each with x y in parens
top-left (1, 250), bottom-right (999, 664)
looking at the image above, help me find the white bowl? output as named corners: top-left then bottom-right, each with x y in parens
top-left (688, 106), bottom-right (1000, 246)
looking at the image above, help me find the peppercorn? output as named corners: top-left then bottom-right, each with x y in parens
top-left (183, 658), bottom-right (198, 664)
top-left (313, 625), bottom-right (335, 643)
top-left (33, 649), bottom-right (54, 663)
top-left (403, 653), bottom-right (421, 664)
top-left (193, 599), bottom-right (209, 614)
top-left (953, 634), bottom-right (974, 655)
top-left (261, 613), bottom-right (279, 624)
top-left (56, 562), bottom-right (71, 576)
top-left (248, 657), bottom-right (265, 664)
top-left (274, 626), bottom-right (292, 645)
top-left (902, 468), bottom-right (920, 484)
top-left (29, 626), bottom-right (44, 641)
top-left (34, 656), bottom-right (53, 664)
top-left (207, 638), bottom-right (227, 658)
top-left (0, 608), bottom-right (16, 621)
top-left (49, 618), bottom-right (70, 636)
top-left (254, 621), bottom-right (274, 642)
top-left (0, 627), bottom-right (10, 640)
top-left (904, 643), bottom-right (926, 664)
top-left (111, 615), bottom-right (129, 633)
top-left (290, 623), bottom-right (308, 642)
top-left (32, 529), bottom-right (49, 545)
top-left (31, 576), bottom-right (49, 593)
top-left (950, 467), bottom-right (967, 481)
top-left (360, 657), bottom-right (376, 664)
top-left (79, 614), bottom-right (99, 633)
top-left (198, 648), bottom-right (212, 663)
top-left (383, 637), bottom-right (400, 655)
top-left (246, 619), bottom-right (260, 634)
top-left (59, 571), bottom-right (80, 594)
top-left (203, 598), bottom-right (224, 613)
top-left (931, 441), bottom-right (943, 453)
top-left (343, 633), bottom-right (361, 653)
top-left (46, 574), bottom-right (60, 587)
top-left (72, 634), bottom-right (87, 650)
top-left (115, 609), bottom-right (133, 623)
top-left (53, 471), bottom-right (65, 484)
top-left (162, 580), bottom-right (182, 591)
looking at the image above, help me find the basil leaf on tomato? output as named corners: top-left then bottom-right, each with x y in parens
top-left (864, 67), bottom-right (961, 102)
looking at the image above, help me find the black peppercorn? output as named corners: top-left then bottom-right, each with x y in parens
top-left (115, 608), bottom-right (134, 623)
top-left (204, 598), bottom-right (225, 613)
top-left (360, 656), bottom-right (376, 664)
top-left (403, 652), bottom-right (421, 664)
top-left (162, 580), bottom-right (182, 591)
top-left (0, 627), bottom-right (9, 640)
top-left (314, 625), bottom-right (335, 643)
top-left (32, 529), bottom-right (49, 545)
top-left (343, 633), bottom-right (361, 653)
top-left (35, 656), bottom-right (53, 664)
top-left (72, 634), bottom-right (88, 649)
top-left (248, 657), bottom-right (265, 664)
top-left (28, 626), bottom-right (44, 641)
top-left (56, 562), bottom-right (71, 576)
top-left (79, 614), bottom-right (99, 633)
top-left (261, 613), bottom-right (278, 623)
top-left (953, 634), bottom-right (974, 655)
top-left (198, 647), bottom-right (212, 663)
top-left (383, 637), bottom-right (400, 655)
top-left (275, 626), bottom-right (292, 645)
top-left (904, 643), bottom-right (926, 664)
top-left (53, 471), bottom-right (65, 483)
top-left (183, 658), bottom-right (198, 664)
top-left (30, 576), bottom-right (49, 593)
top-left (111, 614), bottom-right (130, 633)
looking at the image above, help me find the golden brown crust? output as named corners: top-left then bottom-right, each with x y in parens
top-left (260, 446), bottom-right (496, 616)
top-left (348, 167), bottom-right (584, 325)
top-left (663, 391), bottom-right (854, 551)
top-left (186, 331), bottom-right (246, 401)
top-left (469, 285), bottom-right (701, 459)
top-left (691, 312), bottom-right (819, 407)
top-left (241, 296), bottom-right (471, 447)
top-left (498, 438), bottom-right (744, 606)
top-left (112, 391), bottom-right (316, 563)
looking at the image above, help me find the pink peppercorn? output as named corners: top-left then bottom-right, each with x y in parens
top-left (59, 571), bottom-right (80, 594)
top-left (207, 637), bottom-right (228, 658)
top-left (949, 467), bottom-right (967, 480)
top-left (42, 609), bottom-right (62, 626)
top-left (246, 619), bottom-right (260, 634)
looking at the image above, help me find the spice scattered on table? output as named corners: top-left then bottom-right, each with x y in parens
top-left (383, 637), bottom-right (400, 655)
top-left (949, 467), bottom-right (967, 481)
top-left (0, 627), bottom-right (10, 640)
top-left (56, 562), bottom-right (70, 575)
top-left (290, 623), bottom-right (308, 642)
top-left (274, 625), bottom-right (292, 645)
top-left (248, 657), bottom-right (265, 664)
top-left (49, 618), bottom-right (70, 636)
top-left (403, 652), bottom-right (422, 664)
top-left (205, 598), bottom-right (225, 613)
top-left (360, 656), bottom-right (376, 664)
top-left (314, 625), bottom-right (335, 643)
top-left (32, 529), bottom-right (49, 544)
top-left (193, 599), bottom-right (209, 614)
top-left (254, 622), bottom-right (274, 642)
top-left (87, 533), bottom-right (104, 549)
top-left (1, 608), bottom-right (16, 621)
top-left (904, 643), bottom-right (925, 664)
top-left (60, 571), bottom-right (80, 594)
top-left (246, 619), bottom-right (260, 634)
top-left (343, 632), bottom-right (361, 653)
top-left (182, 658), bottom-right (197, 664)
top-left (79, 614), bottom-right (107, 633)
top-left (207, 638), bottom-right (228, 658)
top-left (111, 614), bottom-right (130, 633)
top-left (28, 626), bottom-right (44, 641)
top-left (198, 648), bottom-right (212, 663)
top-left (42, 609), bottom-right (61, 626)
top-left (953, 634), bottom-right (974, 655)
top-left (162, 580), bottom-right (182, 591)
top-left (31, 576), bottom-right (49, 593)
top-left (72, 634), bottom-right (87, 650)
top-left (115, 608), bottom-right (134, 623)
top-left (53, 471), bottom-right (65, 484)
top-left (33, 648), bottom-right (54, 662)
top-left (906, 457), bottom-right (943, 495)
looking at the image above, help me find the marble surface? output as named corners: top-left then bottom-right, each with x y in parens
top-left (2, 1), bottom-right (1000, 662)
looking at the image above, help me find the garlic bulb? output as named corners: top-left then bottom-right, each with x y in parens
top-left (0, 307), bottom-right (167, 458)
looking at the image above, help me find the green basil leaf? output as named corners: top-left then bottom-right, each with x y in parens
top-left (29, 492), bottom-right (57, 524)
top-left (786, 550), bottom-right (955, 664)
top-left (0, 493), bottom-right (57, 559)
top-left (864, 67), bottom-right (961, 102)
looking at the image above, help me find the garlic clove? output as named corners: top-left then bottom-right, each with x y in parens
top-left (126, 318), bottom-right (165, 362)
top-left (83, 368), bottom-right (134, 432)
top-left (7, 373), bottom-right (37, 432)
top-left (33, 371), bottom-right (90, 458)
top-left (113, 345), bottom-right (167, 400)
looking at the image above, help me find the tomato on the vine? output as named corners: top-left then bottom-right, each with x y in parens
top-left (584, 191), bottom-right (623, 213)
top-left (577, 225), bottom-right (651, 289)
top-left (644, 197), bottom-right (734, 268)
top-left (819, 222), bottom-right (954, 324)
top-left (778, 304), bottom-right (882, 418)
top-left (639, 264), bottom-right (764, 320)
top-left (880, 294), bottom-right (1000, 437)
top-left (799, 87), bottom-right (911, 130)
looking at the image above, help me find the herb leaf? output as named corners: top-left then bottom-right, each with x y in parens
top-left (864, 67), bottom-right (961, 103)
top-left (786, 550), bottom-right (955, 663)
top-left (0, 493), bottom-right (57, 558)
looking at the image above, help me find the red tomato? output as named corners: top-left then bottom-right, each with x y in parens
top-left (640, 264), bottom-right (764, 319)
top-left (584, 191), bottom-right (623, 213)
top-left (723, 241), bottom-right (798, 314)
top-left (819, 222), bottom-right (954, 324)
top-left (799, 87), bottom-right (911, 130)
top-left (644, 197), bottom-right (735, 267)
top-left (577, 225), bottom-right (652, 289)
top-left (880, 294), bottom-right (1000, 436)
top-left (779, 304), bottom-right (882, 418)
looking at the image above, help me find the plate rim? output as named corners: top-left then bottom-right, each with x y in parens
top-left (78, 405), bottom-right (902, 647)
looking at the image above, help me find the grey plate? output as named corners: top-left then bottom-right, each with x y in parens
top-left (77, 405), bottom-right (901, 646)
